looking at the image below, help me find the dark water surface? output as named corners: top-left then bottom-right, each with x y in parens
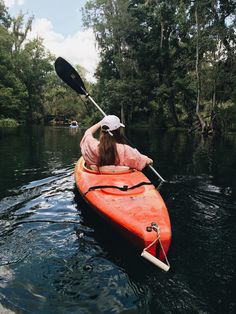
top-left (0, 126), bottom-right (235, 314)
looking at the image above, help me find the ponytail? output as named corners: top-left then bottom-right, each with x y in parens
top-left (98, 126), bottom-right (126, 166)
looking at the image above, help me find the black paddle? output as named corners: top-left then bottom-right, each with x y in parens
top-left (54, 57), bottom-right (166, 182)
top-left (55, 57), bottom-right (87, 95)
top-left (55, 57), bottom-right (106, 116)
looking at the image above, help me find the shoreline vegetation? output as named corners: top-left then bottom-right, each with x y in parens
top-left (0, 1), bottom-right (235, 135)
top-left (1, 120), bottom-right (236, 136)
top-left (0, 118), bottom-right (19, 127)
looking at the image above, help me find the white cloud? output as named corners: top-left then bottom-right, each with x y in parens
top-left (28, 18), bottom-right (100, 82)
top-left (3, 0), bottom-right (24, 8)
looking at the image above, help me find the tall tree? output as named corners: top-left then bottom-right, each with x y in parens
top-left (83, 0), bottom-right (147, 123)
top-left (17, 38), bottom-right (53, 122)
top-left (10, 13), bottom-right (53, 122)
top-left (43, 64), bottom-right (92, 123)
top-left (189, 0), bottom-right (236, 133)
top-left (0, 1), bottom-right (28, 120)
top-left (83, 0), bottom-right (236, 132)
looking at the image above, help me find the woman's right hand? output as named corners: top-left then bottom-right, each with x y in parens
top-left (147, 158), bottom-right (153, 165)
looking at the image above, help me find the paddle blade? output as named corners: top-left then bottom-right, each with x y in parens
top-left (54, 57), bottom-right (87, 95)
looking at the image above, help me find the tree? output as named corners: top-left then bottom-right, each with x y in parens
top-left (17, 38), bottom-right (53, 122)
top-left (0, 0), bottom-right (11, 28)
top-left (190, 0), bottom-right (236, 134)
top-left (43, 64), bottom-right (93, 124)
top-left (0, 2), bottom-right (28, 121)
top-left (83, 0), bottom-right (147, 122)
top-left (9, 13), bottom-right (53, 122)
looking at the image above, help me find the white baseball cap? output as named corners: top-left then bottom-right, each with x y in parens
top-left (101, 115), bottom-right (125, 132)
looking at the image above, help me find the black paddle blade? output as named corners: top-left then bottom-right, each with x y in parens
top-left (54, 57), bottom-right (88, 95)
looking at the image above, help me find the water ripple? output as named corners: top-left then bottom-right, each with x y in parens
top-left (0, 167), bottom-right (235, 313)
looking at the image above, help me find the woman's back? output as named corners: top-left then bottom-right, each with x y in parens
top-left (80, 115), bottom-right (152, 171)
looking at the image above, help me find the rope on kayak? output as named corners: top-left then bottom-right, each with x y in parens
top-left (84, 181), bottom-right (152, 195)
top-left (143, 223), bottom-right (170, 270)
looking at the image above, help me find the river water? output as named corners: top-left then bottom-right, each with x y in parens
top-left (0, 126), bottom-right (235, 314)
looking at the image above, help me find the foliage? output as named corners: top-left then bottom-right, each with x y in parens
top-left (0, 23), bottom-right (28, 120)
top-left (0, 0), bottom-right (92, 125)
top-left (43, 64), bottom-right (93, 124)
top-left (0, 0), bottom-right (235, 133)
top-left (0, 118), bottom-right (19, 127)
top-left (83, 0), bottom-right (236, 133)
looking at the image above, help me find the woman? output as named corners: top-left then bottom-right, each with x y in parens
top-left (80, 115), bottom-right (153, 171)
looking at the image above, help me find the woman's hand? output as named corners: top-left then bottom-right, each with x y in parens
top-left (146, 158), bottom-right (153, 165)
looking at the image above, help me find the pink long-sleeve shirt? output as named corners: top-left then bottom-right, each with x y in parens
top-left (80, 130), bottom-right (150, 171)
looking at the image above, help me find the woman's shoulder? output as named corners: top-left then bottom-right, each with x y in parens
top-left (121, 143), bottom-right (136, 152)
top-left (117, 143), bottom-right (138, 157)
top-left (80, 130), bottom-right (99, 147)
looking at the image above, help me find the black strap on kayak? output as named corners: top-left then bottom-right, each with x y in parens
top-left (84, 181), bottom-right (153, 195)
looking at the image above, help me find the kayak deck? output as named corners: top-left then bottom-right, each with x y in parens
top-left (74, 157), bottom-right (171, 270)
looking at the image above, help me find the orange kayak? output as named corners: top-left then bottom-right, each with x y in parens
top-left (74, 157), bottom-right (171, 271)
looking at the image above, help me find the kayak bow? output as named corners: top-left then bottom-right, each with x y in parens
top-left (75, 157), bottom-right (171, 271)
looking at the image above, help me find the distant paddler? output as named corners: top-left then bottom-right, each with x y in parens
top-left (70, 120), bottom-right (79, 128)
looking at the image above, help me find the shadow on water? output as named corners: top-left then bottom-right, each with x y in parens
top-left (0, 126), bottom-right (235, 313)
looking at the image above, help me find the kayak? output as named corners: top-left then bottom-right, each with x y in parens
top-left (74, 157), bottom-right (171, 271)
top-left (70, 124), bottom-right (78, 128)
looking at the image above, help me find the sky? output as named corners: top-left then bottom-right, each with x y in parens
top-left (3, 0), bottom-right (100, 81)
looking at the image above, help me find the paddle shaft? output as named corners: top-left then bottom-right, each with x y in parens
top-left (88, 95), bottom-right (107, 117)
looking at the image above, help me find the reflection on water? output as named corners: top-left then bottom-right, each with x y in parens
top-left (0, 126), bottom-right (235, 313)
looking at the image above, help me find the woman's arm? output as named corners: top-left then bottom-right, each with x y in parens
top-left (123, 145), bottom-right (153, 171)
top-left (80, 121), bottom-right (102, 166)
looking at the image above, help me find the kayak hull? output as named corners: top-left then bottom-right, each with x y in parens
top-left (74, 157), bottom-right (171, 263)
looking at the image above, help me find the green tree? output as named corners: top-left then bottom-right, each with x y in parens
top-left (190, 0), bottom-right (236, 134)
top-left (17, 38), bottom-right (53, 122)
top-left (0, 0), bottom-right (11, 28)
top-left (83, 0), bottom-right (236, 132)
top-left (10, 13), bottom-right (53, 122)
top-left (0, 5), bottom-right (54, 124)
top-left (0, 2), bottom-right (27, 121)
top-left (83, 0), bottom-right (146, 122)
top-left (43, 64), bottom-right (93, 124)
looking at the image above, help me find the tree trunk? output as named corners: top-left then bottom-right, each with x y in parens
top-left (121, 103), bottom-right (125, 125)
top-left (168, 91), bottom-right (179, 127)
top-left (160, 22), bottom-right (164, 49)
top-left (195, 3), bottom-right (207, 134)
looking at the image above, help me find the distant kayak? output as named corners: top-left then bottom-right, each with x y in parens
top-left (70, 121), bottom-right (79, 128)
top-left (74, 157), bottom-right (171, 271)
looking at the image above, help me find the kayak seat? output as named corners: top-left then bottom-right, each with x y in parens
top-left (90, 164), bottom-right (131, 173)
top-left (83, 162), bottom-right (133, 174)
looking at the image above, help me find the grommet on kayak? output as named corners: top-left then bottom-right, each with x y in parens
top-left (74, 157), bottom-right (171, 271)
